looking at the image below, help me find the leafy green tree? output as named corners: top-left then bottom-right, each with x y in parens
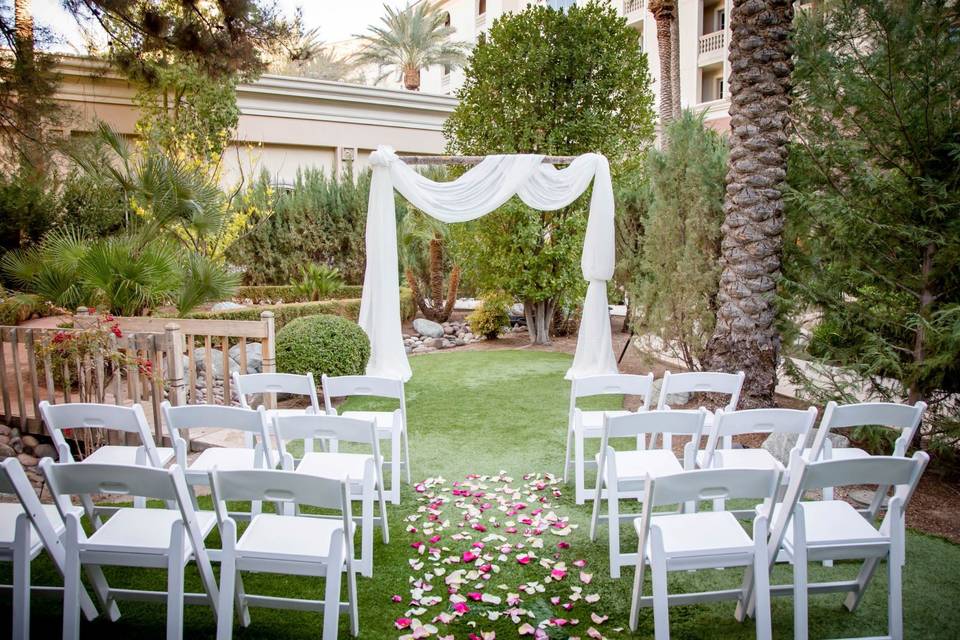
top-left (444, 1), bottom-right (654, 343)
top-left (783, 0), bottom-right (960, 459)
top-left (630, 111), bottom-right (726, 370)
top-left (354, 1), bottom-right (470, 90)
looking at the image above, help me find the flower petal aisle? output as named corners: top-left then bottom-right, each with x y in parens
top-left (395, 472), bottom-right (618, 640)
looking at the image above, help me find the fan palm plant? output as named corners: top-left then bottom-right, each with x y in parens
top-left (399, 209), bottom-right (460, 323)
top-left (354, 1), bottom-right (471, 90)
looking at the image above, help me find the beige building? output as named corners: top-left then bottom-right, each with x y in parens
top-left (51, 55), bottom-right (457, 186)
top-left (388, 0), bottom-right (731, 130)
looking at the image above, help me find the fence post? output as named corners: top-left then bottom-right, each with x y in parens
top-left (74, 306), bottom-right (93, 330)
top-left (261, 311), bottom-right (277, 410)
top-left (165, 323), bottom-right (186, 407)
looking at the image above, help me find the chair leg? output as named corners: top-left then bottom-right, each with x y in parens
top-left (390, 432), bottom-right (402, 505)
top-left (166, 525), bottom-right (185, 640)
top-left (377, 479), bottom-right (390, 545)
top-left (63, 515), bottom-right (82, 640)
top-left (629, 542), bottom-right (647, 632)
top-left (563, 425), bottom-right (574, 483)
top-left (83, 564), bottom-right (120, 621)
top-left (323, 543), bottom-right (345, 640)
top-left (217, 519), bottom-right (237, 640)
top-left (347, 564), bottom-right (360, 637)
top-left (650, 534), bottom-right (670, 640)
top-left (574, 430), bottom-right (586, 505)
top-left (360, 478), bottom-right (374, 578)
top-left (888, 547), bottom-right (903, 640)
top-left (843, 557), bottom-right (879, 613)
top-left (752, 518), bottom-right (772, 640)
top-left (792, 547), bottom-right (809, 640)
top-left (402, 426), bottom-right (412, 485)
top-left (589, 469), bottom-right (603, 541)
top-left (13, 516), bottom-right (31, 640)
top-left (608, 486), bottom-right (622, 579)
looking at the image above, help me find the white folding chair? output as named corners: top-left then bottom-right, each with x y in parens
top-left (322, 374), bottom-right (410, 505)
top-left (656, 370), bottom-right (745, 448)
top-left (162, 402), bottom-right (275, 519)
top-left (40, 401), bottom-right (174, 517)
top-left (0, 458), bottom-right (100, 638)
top-left (564, 373), bottom-right (655, 504)
top-left (40, 460), bottom-right (220, 640)
top-left (698, 407), bottom-right (818, 514)
top-left (745, 452), bottom-right (929, 640)
top-left (589, 408), bottom-right (708, 578)
top-left (805, 401), bottom-right (926, 512)
top-left (629, 467), bottom-right (781, 640)
top-left (274, 413), bottom-right (389, 578)
top-left (209, 468), bottom-right (358, 640)
top-left (233, 371), bottom-right (321, 456)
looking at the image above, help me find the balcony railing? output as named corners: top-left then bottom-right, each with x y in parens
top-left (475, 14), bottom-right (486, 32)
top-left (698, 30), bottom-right (726, 56)
top-left (623, 0), bottom-right (645, 16)
top-left (441, 73), bottom-right (451, 92)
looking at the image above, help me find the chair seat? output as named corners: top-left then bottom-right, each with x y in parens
top-left (83, 508), bottom-right (216, 555)
top-left (188, 447), bottom-right (269, 474)
top-left (295, 452), bottom-right (376, 483)
top-left (780, 501), bottom-right (885, 549)
top-left (638, 511), bottom-right (754, 559)
top-left (237, 513), bottom-right (346, 562)
top-left (578, 410), bottom-right (631, 436)
top-left (600, 449), bottom-right (684, 481)
top-left (83, 445), bottom-right (175, 467)
top-left (804, 447), bottom-right (870, 462)
top-left (0, 503), bottom-right (82, 551)
top-left (697, 448), bottom-right (784, 472)
top-left (342, 410), bottom-right (400, 436)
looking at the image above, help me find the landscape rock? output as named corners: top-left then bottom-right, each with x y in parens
top-left (16, 453), bottom-right (38, 467)
top-left (412, 345), bottom-right (436, 354)
top-left (21, 434), bottom-right (39, 451)
top-left (211, 301), bottom-right (247, 312)
top-left (761, 429), bottom-right (850, 467)
top-left (228, 342), bottom-right (263, 373)
top-left (33, 443), bottom-right (57, 459)
top-left (0, 424), bottom-right (10, 437)
top-left (413, 318), bottom-right (444, 339)
top-left (425, 337), bottom-right (444, 349)
top-left (0, 443), bottom-right (16, 459)
top-left (193, 348), bottom-right (240, 380)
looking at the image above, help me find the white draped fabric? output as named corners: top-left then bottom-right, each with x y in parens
top-left (359, 145), bottom-right (618, 382)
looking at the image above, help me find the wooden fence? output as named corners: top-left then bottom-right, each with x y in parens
top-left (0, 308), bottom-right (276, 446)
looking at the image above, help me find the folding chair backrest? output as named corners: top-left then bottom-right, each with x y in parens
top-left (810, 401), bottom-right (926, 457)
top-left (233, 372), bottom-right (320, 410)
top-left (704, 407), bottom-right (818, 463)
top-left (648, 467), bottom-right (781, 508)
top-left (570, 373), bottom-right (654, 417)
top-left (656, 371), bottom-right (745, 411)
top-left (40, 459), bottom-right (180, 503)
top-left (39, 401), bottom-right (157, 463)
top-left (605, 408), bottom-right (707, 440)
top-left (209, 468), bottom-right (349, 514)
top-left (163, 402), bottom-right (267, 437)
top-left (321, 373), bottom-right (405, 418)
top-left (273, 414), bottom-right (378, 450)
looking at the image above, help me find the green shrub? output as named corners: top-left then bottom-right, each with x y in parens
top-left (291, 264), bottom-right (344, 301)
top-left (468, 292), bottom-right (511, 340)
top-left (275, 314), bottom-right (370, 378)
top-left (187, 288), bottom-right (415, 331)
top-left (235, 284), bottom-right (363, 304)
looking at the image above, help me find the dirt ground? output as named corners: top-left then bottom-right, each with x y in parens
top-left (406, 311), bottom-right (960, 544)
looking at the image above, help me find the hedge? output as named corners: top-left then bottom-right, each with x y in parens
top-left (186, 288), bottom-right (416, 331)
top-left (234, 284), bottom-right (363, 305)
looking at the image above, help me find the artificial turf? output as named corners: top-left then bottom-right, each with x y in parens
top-left (2, 349), bottom-right (959, 638)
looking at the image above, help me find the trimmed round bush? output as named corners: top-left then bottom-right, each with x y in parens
top-left (275, 314), bottom-right (370, 378)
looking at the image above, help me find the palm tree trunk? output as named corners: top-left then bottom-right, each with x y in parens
top-left (649, 0), bottom-right (676, 130)
top-left (670, 14), bottom-right (681, 119)
top-left (703, 0), bottom-right (794, 408)
top-left (13, 0), bottom-right (41, 170)
top-left (403, 66), bottom-right (421, 90)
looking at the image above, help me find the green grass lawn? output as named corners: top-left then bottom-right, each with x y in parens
top-left (3, 349), bottom-right (959, 638)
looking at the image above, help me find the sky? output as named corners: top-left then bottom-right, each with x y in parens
top-left (29, 0), bottom-right (412, 53)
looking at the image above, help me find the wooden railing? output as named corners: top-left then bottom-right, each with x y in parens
top-left (0, 309), bottom-right (276, 445)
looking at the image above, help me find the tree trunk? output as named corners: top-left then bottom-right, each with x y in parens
top-left (403, 66), bottom-right (421, 91)
top-left (649, 0), bottom-right (676, 131)
top-left (907, 241), bottom-right (936, 450)
top-left (670, 12), bottom-right (681, 119)
top-left (703, 0), bottom-right (794, 409)
top-left (524, 299), bottom-right (556, 346)
top-left (429, 235), bottom-right (444, 315)
top-left (13, 0), bottom-right (41, 170)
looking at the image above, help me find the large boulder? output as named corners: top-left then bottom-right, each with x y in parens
top-left (761, 429), bottom-right (850, 467)
top-left (193, 348), bottom-right (240, 380)
top-left (211, 301), bottom-right (246, 312)
top-left (413, 318), bottom-right (444, 339)
top-left (228, 342), bottom-right (264, 374)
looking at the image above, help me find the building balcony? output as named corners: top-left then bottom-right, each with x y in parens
top-left (698, 30), bottom-right (726, 65)
top-left (441, 73), bottom-right (451, 93)
top-left (475, 13), bottom-right (486, 33)
top-left (622, 0), bottom-right (645, 25)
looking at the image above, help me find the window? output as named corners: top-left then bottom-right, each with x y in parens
top-left (443, 11), bottom-right (451, 27)
top-left (716, 77), bottom-right (725, 100)
top-left (716, 9), bottom-right (725, 31)
top-left (478, 0), bottom-right (486, 15)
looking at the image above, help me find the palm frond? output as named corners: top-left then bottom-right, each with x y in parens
top-left (177, 253), bottom-right (240, 315)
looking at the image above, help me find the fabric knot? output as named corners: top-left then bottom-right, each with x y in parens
top-left (370, 145), bottom-right (398, 167)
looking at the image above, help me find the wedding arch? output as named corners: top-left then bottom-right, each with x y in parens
top-left (358, 145), bottom-right (619, 382)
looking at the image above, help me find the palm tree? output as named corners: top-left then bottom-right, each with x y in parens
top-left (648, 0), bottom-right (676, 127)
top-left (703, 0), bottom-right (794, 407)
top-left (354, 2), bottom-right (470, 91)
